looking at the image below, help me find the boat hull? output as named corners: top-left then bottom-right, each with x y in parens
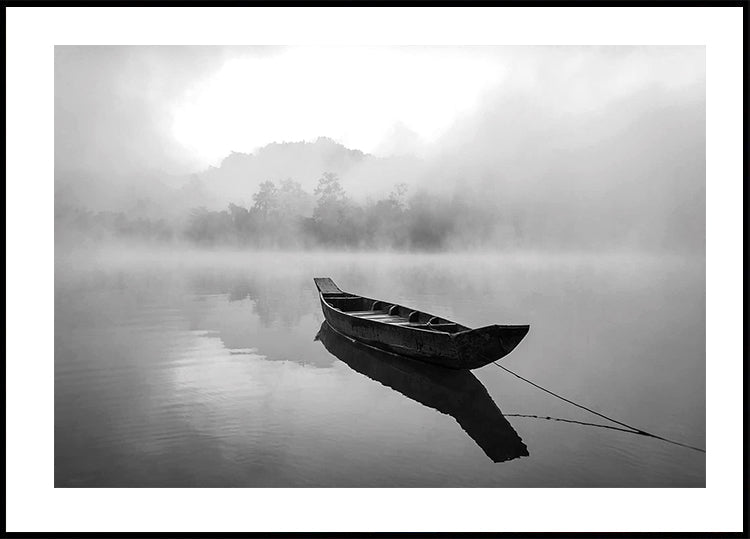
top-left (315, 278), bottom-right (529, 370)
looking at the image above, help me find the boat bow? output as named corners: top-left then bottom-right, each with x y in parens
top-left (452, 325), bottom-right (530, 369)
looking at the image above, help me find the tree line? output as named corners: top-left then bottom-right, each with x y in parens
top-left (56, 172), bottom-right (510, 249)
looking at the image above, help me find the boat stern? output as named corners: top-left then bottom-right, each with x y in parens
top-left (313, 277), bottom-right (344, 295)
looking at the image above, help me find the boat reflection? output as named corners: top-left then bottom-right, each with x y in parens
top-left (315, 322), bottom-right (529, 463)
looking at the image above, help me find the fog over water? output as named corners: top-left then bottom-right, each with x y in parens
top-left (55, 249), bottom-right (705, 487)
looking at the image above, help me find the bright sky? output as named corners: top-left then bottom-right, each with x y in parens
top-left (55, 46), bottom-right (705, 177)
top-left (170, 47), bottom-right (506, 165)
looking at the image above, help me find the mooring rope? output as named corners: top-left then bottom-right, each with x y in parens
top-left (504, 413), bottom-right (640, 434)
top-left (493, 362), bottom-right (706, 453)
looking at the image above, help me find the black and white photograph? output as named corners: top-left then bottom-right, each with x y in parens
top-left (5, 4), bottom-right (744, 535)
top-left (54, 43), bottom-right (708, 487)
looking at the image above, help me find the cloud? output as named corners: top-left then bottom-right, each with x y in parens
top-left (55, 46), bottom-right (281, 178)
top-left (422, 47), bottom-right (705, 250)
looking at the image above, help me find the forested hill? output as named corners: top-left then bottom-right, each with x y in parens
top-left (195, 137), bottom-right (423, 208)
top-left (55, 137), bottom-right (425, 220)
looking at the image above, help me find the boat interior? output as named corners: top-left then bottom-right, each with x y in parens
top-left (322, 293), bottom-right (467, 334)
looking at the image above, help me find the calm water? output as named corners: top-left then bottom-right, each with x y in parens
top-left (55, 249), bottom-right (705, 487)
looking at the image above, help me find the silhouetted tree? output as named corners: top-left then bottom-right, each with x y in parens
top-left (312, 172), bottom-right (364, 246)
top-left (252, 181), bottom-right (279, 219)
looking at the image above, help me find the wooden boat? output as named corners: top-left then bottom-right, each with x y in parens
top-left (315, 321), bottom-right (528, 463)
top-left (314, 277), bottom-right (529, 370)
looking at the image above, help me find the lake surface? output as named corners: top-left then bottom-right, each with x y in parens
top-left (55, 249), bottom-right (705, 487)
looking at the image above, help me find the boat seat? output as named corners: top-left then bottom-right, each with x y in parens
top-left (388, 321), bottom-right (458, 331)
top-left (348, 311), bottom-right (409, 323)
top-left (327, 297), bottom-right (363, 307)
top-left (412, 323), bottom-right (460, 332)
top-left (357, 314), bottom-right (408, 321)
